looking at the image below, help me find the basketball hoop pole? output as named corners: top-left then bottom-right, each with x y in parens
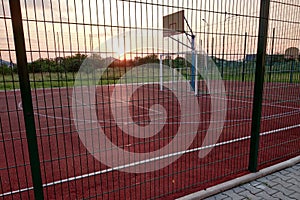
top-left (162, 11), bottom-right (197, 94)
top-left (191, 35), bottom-right (196, 93)
top-left (184, 17), bottom-right (196, 93)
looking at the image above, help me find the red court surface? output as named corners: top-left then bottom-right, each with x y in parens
top-left (0, 81), bottom-right (299, 199)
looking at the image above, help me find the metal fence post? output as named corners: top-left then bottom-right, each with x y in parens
top-left (248, 0), bottom-right (271, 172)
top-left (242, 32), bottom-right (247, 82)
top-left (221, 35), bottom-right (225, 77)
top-left (9, 0), bottom-right (44, 199)
top-left (269, 28), bottom-right (275, 82)
top-left (290, 61), bottom-right (294, 83)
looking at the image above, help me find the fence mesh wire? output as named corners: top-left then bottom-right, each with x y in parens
top-left (0, 0), bottom-right (299, 199)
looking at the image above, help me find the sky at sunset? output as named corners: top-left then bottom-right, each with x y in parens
top-left (0, 0), bottom-right (299, 63)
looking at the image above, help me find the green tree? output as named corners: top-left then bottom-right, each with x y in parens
top-left (0, 64), bottom-right (13, 75)
top-left (62, 54), bottom-right (87, 72)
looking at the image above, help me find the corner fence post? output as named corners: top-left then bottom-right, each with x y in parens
top-left (9, 0), bottom-right (44, 199)
top-left (248, 0), bottom-right (271, 172)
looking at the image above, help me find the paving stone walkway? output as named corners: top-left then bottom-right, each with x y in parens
top-left (205, 163), bottom-right (300, 200)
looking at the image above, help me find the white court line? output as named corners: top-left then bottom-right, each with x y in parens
top-left (0, 79), bottom-right (298, 93)
top-left (14, 83), bottom-right (300, 120)
top-left (17, 94), bottom-right (163, 124)
top-left (8, 95), bottom-right (300, 137)
top-left (4, 107), bottom-right (299, 138)
top-left (143, 83), bottom-right (300, 111)
top-left (1, 123), bottom-right (300, 197)
top-left (0, 187), bottom-right (34, 197)
top-left (214, 96), bottom-right (300, 111)
top-left (18, 100), bottom-right (100, 123)
top-left (100, 94), bottom-right (163, 114)
top-left (29, 101), bottom-right (300, 126)
top-left (1, 90), bottom-right (69, 98)
top-left (126, 109), bottom-right (300, 125)
top-left (69, 94), bottom-right (164, 122)
top-left (14, 96), bottom-right (185, 136)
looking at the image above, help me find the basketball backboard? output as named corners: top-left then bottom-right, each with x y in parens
top-left (163, 10), bottom-right (185, 37)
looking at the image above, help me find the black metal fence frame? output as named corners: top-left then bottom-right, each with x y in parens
top-left (5, 0), bottom-right (298, 199)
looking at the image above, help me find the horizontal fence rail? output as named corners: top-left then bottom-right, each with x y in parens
top-left (0, 0), bottom-right (299, 199)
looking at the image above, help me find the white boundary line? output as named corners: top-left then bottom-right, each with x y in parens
top-left (4, 94), bottom-right (299, 137)
top-left (213, 96), bottom-right (300, 111)
top-left (0, 79), bottom-right (298, 93)
top-left (1, 123), bottom-right (300, 197)
top-left (4, 103), bottom-right (299, 138)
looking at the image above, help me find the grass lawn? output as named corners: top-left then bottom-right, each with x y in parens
top-left (222, 71), bottom-right (300, 83)
top-left (0, 67), bottom-right (299, 91)
top-left (0, 66), bottom-right (175, 90)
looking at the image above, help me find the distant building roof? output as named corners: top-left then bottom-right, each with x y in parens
top-left (0, 59), bottom-right (14, 67)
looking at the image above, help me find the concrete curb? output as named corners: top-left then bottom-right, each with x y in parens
top-left (176, 156), bottom-right (300, 200)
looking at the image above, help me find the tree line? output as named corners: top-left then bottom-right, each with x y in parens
top-left (0, 53), bottom-right (192, 75)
